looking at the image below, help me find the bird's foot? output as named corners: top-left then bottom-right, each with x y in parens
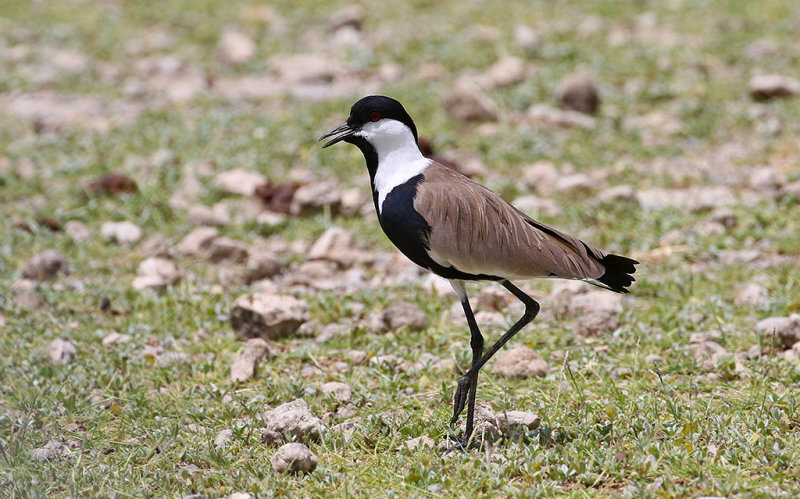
top-left (441, 434), bottom-right (482, 454)
top-left (450, 374), bottom-right (474, 425)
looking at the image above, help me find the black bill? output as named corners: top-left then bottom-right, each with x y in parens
top-left (319, 122), bottom-right (356, 148)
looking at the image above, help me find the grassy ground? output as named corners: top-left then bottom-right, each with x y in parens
top-left (2, 0), bottom-right (800, 496)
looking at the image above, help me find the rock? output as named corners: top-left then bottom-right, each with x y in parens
top-left (511, 195), bottom-right (562, 217)
top-left (16, 292), bottom-right (46, 310)
top-left (689, 331), bottom-right (721, 344)
top-left (382, 301), bottom-right (428, 331)
top-left (228, 494), bottom-right (252, 499)
top-left (271, 442), bottom-right (318, 474)
top-left (207, 236), bottom-right (249, 263)
top-left (636, 186), bottom-right (736, 211)
top-left (521, 161), bottom-right (560, 192)
top-left (64, 221), bottom-right (91, 242)
top-left (734, 283), bottom-right (769, 307)
top-left (307, 227), bottom-right (358, 267)
top-left (101, 331), bottom-right (132, 346)
top-left (230, 338), bottom-right (273, 382)
top-left (101, 221), bottom-right (143, 245)
top-left (32, 439), bottom-right (68, 461)
top-left (133, 257), bottom-right (183, 291)
top-left (21, 250), bottom-right (68, 281)
top-left (290, 181), bottom-right (342, 216)
top-left (496, 410), bottom-right (541, 433)
top-left (443, 78), bottom-right (498, 122)
top-left (689, 341), bottom-right (729, 368)
top-left (329, 4), bottom-right (365, 31)
top-left (230, 293), bottom-right (310, 340)
top-left (555, 173), bottom-right (592, 193)
top-left (405, 435), bottom-right (435, 451)
top-left (46, 339), bottom-right (76, 364)
top-left (261, 399), bottom-right (323, 444)
top-left (576, 310), bottom-right (620, 336)
top-left (348, 350), bottom-right (367, 365)
top-left (513, 24), bottom-right (540, 50)
top-left (479, 56), bottom-right (527, 88)
top-left (749, 167), bottom-right (787, 195)
top-left (187, 204), bottom-right (230, 226)
top-left (217, 29), bottom-right (256, 65)
top-left (269, 54), bottom-right (343, 86)
top-left (645, 353), bottom-right (662, 364)
top-left (214, 169), bottom-right (267, 196)
top-left (706, 208), bottom-right (737, 229)
top-left (597, 184), bottom-right (637, 203)
top-left (137, 233), bottom-right (170, 257)
top-left (756, 315), bottom-right (800, 349)
top-left (551, 282), bottom-right (623, 319)
top-left (175, 227), bottom-right (220, 256)
top-left (320, 381), bottom-right (352, 403)
top-left (459, 402), bottom-right (501, 441)
top-left (527, 104), bottom-right (596, 129)
top-left (750, 74), bottom-right (800, 100)
top-left (493, 345), bottom-right (549, 378)
top-left (557, 73), bottom-right (600, 114)
top-left (214, 429), bottom-right (235, 448)
top-left (246, 253), bottom-right (286, 282)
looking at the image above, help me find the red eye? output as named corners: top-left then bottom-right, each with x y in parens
top-left (369, 111), bottom-right (381, 122)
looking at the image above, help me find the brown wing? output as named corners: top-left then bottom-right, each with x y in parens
top-left (414, 163), bottom-right (607, 280)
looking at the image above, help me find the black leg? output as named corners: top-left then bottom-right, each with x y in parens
top-left (461, 281), bottom-right (540, 384)
top-left (451, 295), bottom-right (483, 442)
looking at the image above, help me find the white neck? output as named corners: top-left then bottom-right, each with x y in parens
top-left (356, 119), bottom-right (430, 213)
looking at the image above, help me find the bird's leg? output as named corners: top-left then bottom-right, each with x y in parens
top-left (450, 295), bottom-right (484, 442)
top-left (462, 281), bottom-right (540, 381)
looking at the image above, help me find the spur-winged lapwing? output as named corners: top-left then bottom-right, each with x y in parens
top-left (320, 95), bottom-right (638, 445)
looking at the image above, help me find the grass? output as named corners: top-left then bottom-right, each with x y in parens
top-left (2, 0), bottom-right (800, 496)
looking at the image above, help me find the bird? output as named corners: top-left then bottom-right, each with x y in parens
top-left (319, 95), bottom-right (638, 446)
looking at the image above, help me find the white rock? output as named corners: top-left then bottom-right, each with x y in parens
top-left (101, 331), bottom-right (132, 347)
top-left (443, 78), bottom-right (498, 122)
top-left (271, 442), bottom-right (318, 474)
top-left (207, 236), bottom-right (249, 263)
top-left (512, 195), bottom-right (563, 217)
top-left (246, 253), bottom-right (285, 281)
top-left (133, 257), bottom-right (183, 291)
top-left (307, 227), bottom-right (358, 267)
top-left (513, 24), bottom-right (540, 49)
top-left (597, 184), bottom-right (637, 203)
top-left (405, 435), bottom-right (435, 451)
top-left (228, 494), bottom-right (252, 499)
top-left (555, 173), bottom-right (592, 193)
top-left (64, 221), bottom-right (91, 242)
top-left (215, 429), bottom-right (235, 448)
top-left (175, 227), bottom-right (220, 256)
top-left (459, 402), bottom-right (501, 440)
top-left (21, 250), bottom-right (69, 281)
top-left (32, 439), bottom-right (68, 461)
top-left (383, 301), bottom-right (428, 331)
top-left (290, 181), bottom-right (342, 216)
top-left (269, 54), bottom-right (344, 86)
top-left (217, 30), bottom-right (256, 65)
top-left (261, 399), bottom-right (322, 444)
top-left (527, 104), bottom-right (596, 129)
top-left (230, 338), bottom-right (273, 382)
top-left (734, 283), bottom-right (769, 307)
top-left (46, 339), bottom-right (76, 364)
top-left (750, 74), bottom-right (800, 100)
top-left (577, 310), bottom-right (620, 336)
top-left (320, 381), bottom-right (352, 402)
top-left (689, 341), bottom-right (729, 369)
top-left (521, 161), bottom-right (560, 192)
top-left (329, 4), bottom-right (365, 31)
top-left (756, 315), bottom-right (800, 348)
top-left (496, 410), bottom-right (541, 433)
top-left (479, 56), bottom-right (526, 88)
top-left (187, 204), bottom-right (231, 226)
top-left (493, 345), bottom-right (549, 378)
top-left (214, 169), bottom-right (267, 196)
top-left (101, 221), bottom-right (143, 245)
top-left (230, 293), bottom-right (310, 340)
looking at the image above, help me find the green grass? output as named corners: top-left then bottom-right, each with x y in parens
top-left (2, 0), bottom-right (800, 496)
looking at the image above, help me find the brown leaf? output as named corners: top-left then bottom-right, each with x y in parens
top-left (87, 173), bottom-right (138, 196)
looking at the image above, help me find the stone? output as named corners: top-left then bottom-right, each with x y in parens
top-left (734, 283), bottom-right (769, 307)
top-left (495, 410), bottom-right (541, 433)
top-left (137, 233), bottom-right (170, 257)
top-left (269, 54), bottom-right (343, 86)
top-left (207, 236), bottom-right (249, 263)
top-left (46, 339), bottom-right (76, 364)
top-left (214, 169), bottom-right (267, 196)
top-left (479, 56), bottom-right (526, 88)
top-left (261, 399), bottom-right (323, 444)
top-left (32, 439), bottom-right (68, 461)
top-left (214, 429), bottom-right (234, 448)
top-left (513, 24), bottom-right (540, 50)
top-left (636, 186), bottom-right (736, 212)
top-left (307, 227), bottom-right (358, 267)
top-left (382, 301), bottom-right (428, 332)
top-left (405, 435), bottom-right (435, 451)
top-left (707, 209), bottom-right (737, 229)
top-left (21, 250), bottom-right (68, 281)
top-left (521, 161), bottom-right (560, 192)
top-left (557, 73), bottom-right (600, 114)
top-left (64, 221), bottom-right (91, 242)
top-left (555, 173), bottom-right (592, 193)
top-left (493, 345), bottom-right (549, 378)
top-left (133, 257), bottom-right (183, 291)
top-left (230, 338), bottom-right (273, 382)
top-left (246, 253), bottom-right (285, 282)
top-left (217, 29), bottom-right (256, 65)
top-left (228, 494), bottom-right (252, 499)
top-left (175, 227), bottom-right (220, 256)
top-left (551, 282), bottom-right (623, 319)
top-left (101, 221), bottom-right (143, 245)
top-left (756, 315), bottom-right (800, 349)
top-left (230, 293), bottom-right (310, 340)
top-left (459, 402), bottom-right (501, 441)
top-left (290, 181), bottom-right (342, 216)
top-left (329, 4), bottom-right (365, 31)
top-left (527, 104), bottom-right (596, 129)
top-left (576, 310), bottom-right (620, 336)
top-left (187, 204), bottom-right (230, 226)
top-left (597, 184), bottom-right (637, 203)
top-left (749, 74), bottom-right (800, 100)
top-left (101, 331), bottom-right (132, 346)
top-left (443, 78), bottom-right (498, 122)
top-left (511, 195), bottom-right (562, 217)
top-left (16, 292), bottom-right (46, 310)
top-left (689, 341), bottom-right (729, 369)
top-left (320, 381), bottom-right (352, 403)
top-left (271, 442), bottom-right (318, 474)
top-left (749, 167), bottom-right (787, 195)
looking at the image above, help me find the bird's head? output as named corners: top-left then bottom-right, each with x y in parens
top-left (319, 95), bottom-right (419, 152)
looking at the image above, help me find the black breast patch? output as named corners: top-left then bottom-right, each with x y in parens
top-left (378, 174), bottom-right (502, 282)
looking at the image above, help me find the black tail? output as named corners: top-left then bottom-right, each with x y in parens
top-left (594, 254), bottom-right (638, 293)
